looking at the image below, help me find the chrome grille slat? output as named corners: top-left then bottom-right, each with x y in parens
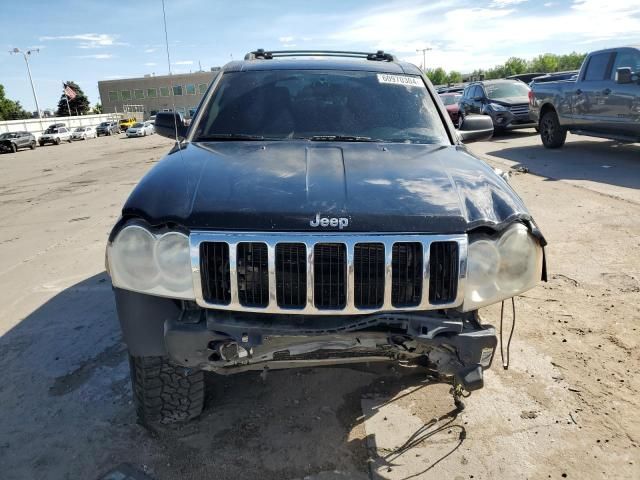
top-left (191, 232), bottom-right (467, 315)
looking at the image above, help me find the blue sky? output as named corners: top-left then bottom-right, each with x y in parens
top-left (1, 0), bottom-right (639, 112)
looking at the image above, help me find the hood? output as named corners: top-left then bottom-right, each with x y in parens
top-left (121, 141), bottom-right (532, 233)
top-left (487, 96), bottom-right (529, 106)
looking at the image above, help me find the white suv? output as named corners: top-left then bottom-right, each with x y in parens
top-left (39, 127), bottom-right (72, 146)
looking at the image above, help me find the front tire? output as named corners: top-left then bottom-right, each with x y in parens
top-left (10, 143), bottom-right (17, 153)
top-left (54, 138), bottom-right (61, 145)
top-left (129, 355), bottom-right (204, 426)
top-left (540, 110), bottom-right (567, 148)
top-left (30, 141), bottom-right (36, 150)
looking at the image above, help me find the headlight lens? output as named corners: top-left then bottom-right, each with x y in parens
top-left (108, 225), bottom-right (195, 299)
top-left (489, 102), bottom-right (507, 111)
top-left (463, 223), bottom-right (542, 311)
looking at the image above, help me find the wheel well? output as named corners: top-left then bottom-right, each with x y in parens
top-left (539, 103), bottom-right (556, 120)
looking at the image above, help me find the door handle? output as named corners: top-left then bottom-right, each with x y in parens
top-left (602, 88), bottom-right (611, 95)
top-left (575, 89), bottom-right (582, 95)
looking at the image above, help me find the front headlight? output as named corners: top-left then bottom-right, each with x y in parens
top-left (107, 224), bottom-right (195, 299)
top-left (463, 223), bottom-right (542, 311)
top-left (488, 102), bottom-right (507, 111)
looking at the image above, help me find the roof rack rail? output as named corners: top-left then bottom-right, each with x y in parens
top-left (244, 49), bottom-right (397, 62)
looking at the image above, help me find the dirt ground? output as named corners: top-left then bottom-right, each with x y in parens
top-left (0, 131), bottom-right (638, 480)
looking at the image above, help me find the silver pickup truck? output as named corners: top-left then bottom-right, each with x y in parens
top-left (530, 46), bottom-right (640, 148)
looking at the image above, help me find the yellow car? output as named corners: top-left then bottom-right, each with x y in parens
top-left (118, 118), bottom-right (137, 131)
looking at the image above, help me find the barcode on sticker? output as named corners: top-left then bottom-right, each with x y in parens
top-left (377, 73), bottom-right (422, 87)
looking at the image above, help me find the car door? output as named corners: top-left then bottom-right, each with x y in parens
top-left (576, 51), bottom-right (615, 129)
top-left (604, 48), bottom-right (640, 136)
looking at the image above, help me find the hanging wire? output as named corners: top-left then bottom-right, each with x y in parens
top-left (500, 297), bottom-right (516, 370)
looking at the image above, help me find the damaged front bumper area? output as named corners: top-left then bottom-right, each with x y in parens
top-left (166, 307), bottom-right (497, 392)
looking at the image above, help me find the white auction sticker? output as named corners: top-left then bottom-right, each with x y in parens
top-left (377, 73), bottom-right (422, 87)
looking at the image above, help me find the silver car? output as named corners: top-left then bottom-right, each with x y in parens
top-left (126, 122), bottom-right (155, 138)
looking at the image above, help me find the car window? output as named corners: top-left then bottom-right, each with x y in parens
top-left (440, 95), bottom-right (459, 106)
top-left (132, 123), bottom-right (144, 128)
top-left (75, 128), bottom-right (85, 132)
top-left (60, 128), bottom-right (67, 133)
top-left (484, 82), bottom-right (529, 99)
top-left (470, 86), bottom-right (481, 99)
top-left (611, 50), bottom-right (640, 78)
top-left (195, 70), bottom-right (449, 144)
top-left (583, 52), bottom-right (613, 81)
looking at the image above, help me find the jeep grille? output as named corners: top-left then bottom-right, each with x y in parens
top-left (193, 232), bottom-right (466, 315)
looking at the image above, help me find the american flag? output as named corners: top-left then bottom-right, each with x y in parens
top-left (63, 83), bottom-right (77, 100)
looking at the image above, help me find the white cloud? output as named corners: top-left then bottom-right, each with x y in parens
top-left (279, 36), bottom-right (294, 43)
top-left (325, 0), bottom-right (640, 72)
top-left (543, 1), bottom-right (555, 5)
top-left (173, 60), bottom-right (193, 65)
top-left (39, 33), bottom-right (127, 49)
top-left (144, 62), bottom-right (157, 66)
top-left (77, 53), bottom-right (113, 59)
top-left (491, 0), bottom-right (528, 6)
top-left (144, 48), bottom-right (156, 53)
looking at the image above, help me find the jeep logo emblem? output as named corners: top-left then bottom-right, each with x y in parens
top-left (310, 214), bottom-right (349, 229)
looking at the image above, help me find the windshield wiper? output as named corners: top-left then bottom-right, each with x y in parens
top-left (307, 135), bottom-right (379, 142)
top-left (195, 133), bottom-right (277, 141)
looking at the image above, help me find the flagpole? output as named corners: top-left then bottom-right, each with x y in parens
top-left (63, 82), bottom-right (71, 116)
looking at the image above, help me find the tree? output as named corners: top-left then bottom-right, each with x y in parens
top-left (529, 53), bottom-right (559, 73)
top-left (92, 103), bottom-right (103, 114)
top-left (425, 67), bottom-right (448, 85)
top-left (557, 51), bottom-right (587, 71)
top-left (0, 84), bottom-right (32, 120)
top-left (56, 81), bottom-right (90, 116)
top-left (446, 71), bottom-right (462, 84)
top-left (503, 57), bottom-right (528, 76)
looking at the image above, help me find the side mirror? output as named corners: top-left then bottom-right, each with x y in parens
top-left (154, 112), bottom-right (188, 140)
top-left (458, 114), bottom-right (494, 143)
top-left (616, 67), bottom-right (633, 84)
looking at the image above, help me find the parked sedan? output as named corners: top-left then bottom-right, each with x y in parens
top-left (0, 131), bottom-right (36, 153)
top-left (39, 126), bottom-right (72, 146)
top-left (439, 92), bottom-right (463, 125)
top-left (71, 126), bottom-right (97, 141)
top-left (126, 122), bottom-right (154, 138)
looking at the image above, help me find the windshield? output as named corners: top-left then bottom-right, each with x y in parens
top-left (99, 122), bottom-right (108, 127)
top-left (0, 133), bottom-right (12, 139)
top-left (75, 128), bottom-right (86, 132)
top-left (440, 94), bottom-right (461, 106)
top-left (45, 128), bottom-right (58, 134)
top-left (484, 82), bottom-right (530, 99)
top-left (194, 70), bottom-right (449, 144)
top-left (132, 123), bottom-right (144, 128)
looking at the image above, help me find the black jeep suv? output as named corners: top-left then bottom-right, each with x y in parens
top-left (107, 50), bottom-right (546, 425)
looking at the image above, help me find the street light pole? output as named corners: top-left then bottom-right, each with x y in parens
top-left (416, 47), bottom-right (433, 71)
top-left (10, 48), bottom-right (42, 119)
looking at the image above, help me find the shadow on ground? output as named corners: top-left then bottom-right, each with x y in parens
top-left (0, 273), bottom-right (461, 480)
top-left (485, 138), bottom-right (640, 191)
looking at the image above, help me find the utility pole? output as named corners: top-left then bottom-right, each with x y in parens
top-left (416, 47), bottom-right (433, 71)
top-left (10, 48), bottom-right (42, 119)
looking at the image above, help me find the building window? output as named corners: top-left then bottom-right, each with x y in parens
top-left (121, 90), bottom-right (132, 101)
top-left (159, 87), bottom-right (170, 97)
top-left (108, 91), bottom-right (118, 102)
top-left (198, 83), bottom-right (208, 94)
top-left (134, 89), bottom-right (144, 99)
top-left (186, 84), bottom-right (196, 95)
top-left (172, 85), bottom-right (183, 96)
top-left (147, 88), bottom-right (157, 98)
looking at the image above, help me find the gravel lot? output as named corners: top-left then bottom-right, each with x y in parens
top-left (0, 131), bottom-right (638, 479)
